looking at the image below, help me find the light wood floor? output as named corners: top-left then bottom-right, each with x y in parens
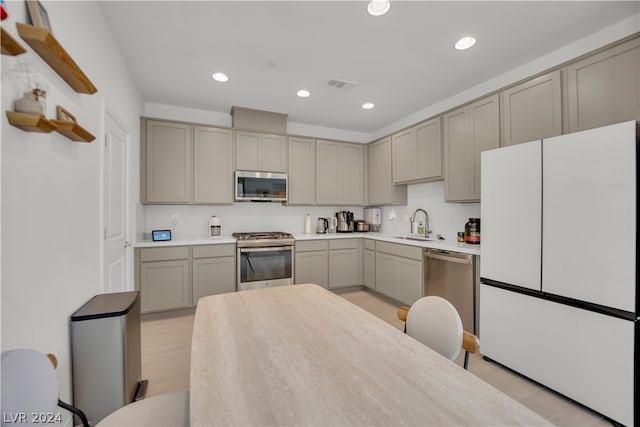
top-left (141, 288), bottom-right (611, 426)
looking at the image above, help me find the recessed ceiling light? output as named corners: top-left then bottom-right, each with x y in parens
top-left (362, 102), bottom-right (375, 110)
top-left (367, 0), bottom-right (390, 16)
top-left (212, 72), bottom-right (229, 82)
top-left (455, 36), bottom-right (476, 50)
top-left (297, 89), bottom-right (310, 98)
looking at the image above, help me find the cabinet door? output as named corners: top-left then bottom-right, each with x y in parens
top-left (443, 107), bottom-right (472, 201)
top-left (375, 252), bottom-right (394, 297)
top-left (341, 143), bottom-right (364, 205)
top-left (416, 118), bottom-right (442, 181)
top-left (235, 131), bottom-right (261, 171)
top-left (145, 121), bottom-right (192, 203)
top-left (261, 134), bottom-right (287, 172)
top-left (469, 94), bottom-right (500, 199)
top-left (363, 249), bottom-right (375, 289)
top-left (392, 128), bottom-right (417, 183)
top-left (140, 260), bottom-right (190, 312)
top-left (368, 137), bottom-right (392, 204)
top-left (328, 248), bottom-right (360, 288)
top-left (288, 137), bottom-right (316, 205)
top-left (501, 70), bottom-right (562, 147)
top-left (315, 140), bottom-right (341, 205)
top-left (566, 37), bottom-right (640, 133)
top-left (193, 257), bottom-right (235, 302)
top-left (393, 257), bottom-right (422, 305)
top-left (193, 126), bottom-right (233, 204)
top-left (295, 250), bottom-right (328, 288)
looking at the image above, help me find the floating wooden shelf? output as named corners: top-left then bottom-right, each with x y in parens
top-left (6, 111), bottom-right (55, 133)
top-left (16, 23), bottom-right (97, 94)
top-left (51, 120), bottom-right (95, 143)
top-left (1, 27), bottom-right (26, 56)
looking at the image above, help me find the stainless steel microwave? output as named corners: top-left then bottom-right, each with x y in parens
top-left (235, 171), bottom-right (288, 202)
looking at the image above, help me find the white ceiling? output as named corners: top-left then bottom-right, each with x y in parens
top-left (98, 1), bottom-right (639, 134)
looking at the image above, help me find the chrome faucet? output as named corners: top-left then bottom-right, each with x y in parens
top-left (410, 208), bottom-right (432, 238)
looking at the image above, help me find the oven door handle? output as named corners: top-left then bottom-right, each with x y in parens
top-left (239, 246), bottom-right (292, 253)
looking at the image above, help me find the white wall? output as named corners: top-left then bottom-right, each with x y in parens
top-left (1, 0), bottom-right (143, 413)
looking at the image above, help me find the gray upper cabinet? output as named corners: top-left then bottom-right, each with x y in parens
top-left (500, 70), bottom-right (562, 147)
top-left (288, 137), bottom-right (316, 205)
top-left (235, 130), bottom-right (287, 172)
top-left (143, 120), bottom-right (192, 203)
top-left (566, 37), bottom-right (640, 133)
top-left (444, 94), bottom-right (500, 202)
top-left (193, 126), bottom-right (233, 204)
top-left (142, 119), bottom-right (233, 205)
top-left (316, 140), bottom-right (364, 206)
top-left (392, 118), bottom-right (442, 184)
top-left (368, 137), bottom-right (407, 206)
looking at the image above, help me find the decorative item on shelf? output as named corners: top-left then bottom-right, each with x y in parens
top-left (55, 105), bottom-right (75, 122)
top-left (14, 90), bottom-right (43, 115)
top-left (1, 0), bottom-right (8, 20)
top-left (26, 0), bottom-right (51, 31)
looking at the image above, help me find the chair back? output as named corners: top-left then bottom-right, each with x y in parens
top-left (1, 349), bottom-right (59, 424)
top-left (406, 296), bottom-right (464, 360)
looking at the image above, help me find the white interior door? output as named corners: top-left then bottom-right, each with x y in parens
top-left (103, 110), bottom-right (129, 293)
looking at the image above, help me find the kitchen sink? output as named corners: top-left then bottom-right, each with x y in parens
top-left (393, 236), bottom-right (434, 242)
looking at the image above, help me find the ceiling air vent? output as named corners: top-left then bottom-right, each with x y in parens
top-left (327, 79), bottom-right (358, 89)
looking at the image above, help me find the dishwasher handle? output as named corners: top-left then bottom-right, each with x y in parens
top-left (424, 249), bottom-right (473, 265)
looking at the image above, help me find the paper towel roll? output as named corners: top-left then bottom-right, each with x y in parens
top-left (304, 213), bottom-right (311, 234)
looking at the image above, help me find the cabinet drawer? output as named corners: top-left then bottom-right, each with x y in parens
top-left (140, 246), bottom-right (189, 262)
top-left (363, 239), bottom-right (376, 250)
top-left (296, 240), bottom-right (328, 252)
top-left (193, 244), bottom-right (235, 259)
top-left (329, 239), bottom-right (359, 250)
top-left (376, 241), bottom-right (422, 260)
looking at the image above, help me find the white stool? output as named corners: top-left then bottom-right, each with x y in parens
top-left (97, 390), bottom-right (189, 427)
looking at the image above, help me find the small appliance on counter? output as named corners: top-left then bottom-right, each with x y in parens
top-left (209, 216), bottom-right (221, 239)
top-left (364, 207), bottom-right (382, 232)
top-left (355, 220), bottom-right (369, 232)
top-left (316, 217), bottom-right (328, 234)
top-left (328, 217), bottom-right (337, 233)
top-left (336, 211), bottom-right (354, 232)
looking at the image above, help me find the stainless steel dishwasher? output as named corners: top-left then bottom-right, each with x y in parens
top-left (424, 249), bottom-right (477, 333)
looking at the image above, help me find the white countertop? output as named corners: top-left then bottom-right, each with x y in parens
top-left (135, 233), bottom-right (480, 255)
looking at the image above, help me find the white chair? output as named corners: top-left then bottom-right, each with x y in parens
top-left (96, 389), bottom-right (189, 427)
top-left (1, 349), bottom-right (90, 427)
top-left (400, 296), bottom-right (480, 369)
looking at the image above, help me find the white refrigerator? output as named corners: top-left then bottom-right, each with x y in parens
top-left (480, 120), bottom-right (637, 426)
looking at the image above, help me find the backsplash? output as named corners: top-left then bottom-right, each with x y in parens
top-left (142, 204), bottom-right (364, 239)
top-left (140, 180), bottom-right (478, 242)
top-left (378, 181), bottom-right (480, 242)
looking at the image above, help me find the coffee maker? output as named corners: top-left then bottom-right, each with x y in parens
top-left (336, 211), bottom-right (354, 232)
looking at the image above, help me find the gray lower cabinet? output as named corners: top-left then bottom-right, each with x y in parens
top-left (137, 244), bottom-right (235, 313)
top-left (192, 245), bottom-right (235, 303)
top-left (566, 37), bottom-right (640, 133)
top-left (500, 70), bottom-right (562, 147)
top-left (374, 241), bottom-right (423, 305)
top-left (295, 240), bottom-right (328, 288)
top-left (363, 239), bottom-right (376, 289)
top-left (328, 239), bottom-right (362, 289)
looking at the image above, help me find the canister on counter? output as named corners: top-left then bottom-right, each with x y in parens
top-left (457, 232), bottom-right (465, 242)
top-left (464, 218), bottom-right (480, 244)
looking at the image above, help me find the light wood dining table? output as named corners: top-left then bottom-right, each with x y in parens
top-left (190, 284), bottom-right (552, 426)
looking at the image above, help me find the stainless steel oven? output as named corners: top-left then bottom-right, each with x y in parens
top-left (233, 232), bottom-right (294, 291)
